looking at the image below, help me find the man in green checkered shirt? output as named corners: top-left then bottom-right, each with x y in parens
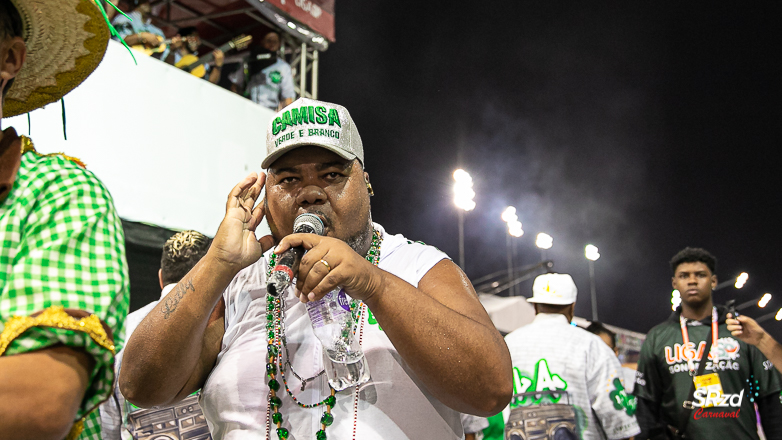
top-left (1, 1), bottom-right (129, 439)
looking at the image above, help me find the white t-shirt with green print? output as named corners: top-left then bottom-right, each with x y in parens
top-left (200, 222), bottom-right (464, 439)
top-left (504, 313), bottom-right (640, 440)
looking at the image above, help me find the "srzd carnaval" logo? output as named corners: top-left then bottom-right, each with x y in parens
top-left (692, 389), bottom-right (744, 420)
top-left (694, 388), bottom-right (744, 408)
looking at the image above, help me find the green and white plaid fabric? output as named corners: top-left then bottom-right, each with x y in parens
top-left (81, 410), bottom-right (104, 440)
top-left (0, 148), bottom-right (129, 440)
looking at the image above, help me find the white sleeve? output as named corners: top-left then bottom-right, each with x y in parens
top-left (222, 258), bottom-right (268, 336)
top-left (99, 355), bottom-right (124, 440)
top-left (378, 235), bottom-right (449, 288)
top-left (414, 243), bottom-right (450, 284)
top-left (587, 340), bottom-right (641, 439)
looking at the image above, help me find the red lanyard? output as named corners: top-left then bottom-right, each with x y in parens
top-left (679, 307), bottom-right (718, 374)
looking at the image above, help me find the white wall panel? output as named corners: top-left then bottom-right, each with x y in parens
top-left (6, 41), bottom-right (273, 237)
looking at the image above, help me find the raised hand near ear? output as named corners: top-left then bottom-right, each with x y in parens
top-left (210, 172), bottom-right (274, 274)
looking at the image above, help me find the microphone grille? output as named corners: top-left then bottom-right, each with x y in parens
top-left (293, 213), bottom-right (325, 236)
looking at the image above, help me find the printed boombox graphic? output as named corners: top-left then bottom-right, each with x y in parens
top-left (126, 393), bottom-right (212, 440)
top-left (505, 390), bottom-right (578, 440)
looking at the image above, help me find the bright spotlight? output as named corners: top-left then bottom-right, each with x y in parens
top-left (501, 206), bottom-right (517, 223)
top-left (508, 221), bottom-right (524, 238)
top-left (735, 272), bottom-right (749, 289)
top-left (453, 169), bottom-right (473, 184)
top-left (776, 308), bottom-right (782, 321)
top-left (453, 170), bottom-right (475, 211)
top-left (585, 244), bottom-right (600, 261)
top-left (759, 293), bottom-right (772, 308)
top-left (535, 233), bottom-right (553, 250)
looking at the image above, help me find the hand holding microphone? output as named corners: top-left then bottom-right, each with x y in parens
top-left (273, 230), bottom-right (383, 304)
top-left (267, 213), bottom-right (325, 296)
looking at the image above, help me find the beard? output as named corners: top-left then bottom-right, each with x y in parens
top-left (344, 212), bottom-right (374, 255)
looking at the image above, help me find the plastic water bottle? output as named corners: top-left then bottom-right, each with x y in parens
top-left (306, 288), bottom-right (370, 391)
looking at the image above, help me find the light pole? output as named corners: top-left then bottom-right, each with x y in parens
top-left (453, 169), bottom-right (475, 271)
top-left (757, 304), bottom-right (782, 324)
top-left (585, 244), bottom-right (600, 321)
top-left (502, 206), bottom-right (523, 295)
top-left (725, 293), bottom-right (774, 321)
top-left (535, 233), bottom-right (553, 261)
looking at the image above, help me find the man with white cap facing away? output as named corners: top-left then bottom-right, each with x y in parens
top-left (120, 97), bottom-right (513, 440)
top-left (501, 273), bottom-right (640, 440)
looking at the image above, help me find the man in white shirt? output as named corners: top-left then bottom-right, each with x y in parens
top-left (586, 321), bottom-right (637, 394)
top-left (504, 273), bottom-right (640, 440)
top-left (229, 31), bottom-right (295, 111)
top-left (100, 230), bottom-right (212, 439)
top-left (119, 97), bottom-right (513, 440)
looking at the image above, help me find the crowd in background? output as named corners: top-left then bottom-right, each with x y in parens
top-left (107, 0), bottom-right (295, 111)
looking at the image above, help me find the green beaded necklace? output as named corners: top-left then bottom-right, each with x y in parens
top-left (265, 229), bottom-right (383, 440)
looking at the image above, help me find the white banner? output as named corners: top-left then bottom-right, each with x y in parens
top-left (6, 41), bottom-right (274, 237)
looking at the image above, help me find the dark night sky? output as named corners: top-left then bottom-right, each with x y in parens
top-left (317, 2), bottom-right (782, 337)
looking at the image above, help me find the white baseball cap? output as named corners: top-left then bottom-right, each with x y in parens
top-left (263, 97), bottom-right (364, 169)
top-left (528, 273), bottom-right (578, 305)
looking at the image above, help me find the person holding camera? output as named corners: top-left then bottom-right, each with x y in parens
top-left (726, 313), bottom-right (782, 375)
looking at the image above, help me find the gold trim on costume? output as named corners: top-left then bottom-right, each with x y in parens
top-left (0, 305), bottom-right (116, 440)
top-left (66, 419), bottom-right (85, 440)
top-left (20, 136), bottom-right (86, 168)
top-left (0, 305), bottom-right (115, 357)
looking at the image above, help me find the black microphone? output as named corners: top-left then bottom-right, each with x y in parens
top-left (266, 213), bottom-right (325, 296)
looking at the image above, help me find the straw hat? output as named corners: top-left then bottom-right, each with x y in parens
top-left (3, 0), bottom-right (110, 117)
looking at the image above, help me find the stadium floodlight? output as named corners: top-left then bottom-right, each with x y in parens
top-left (584, 244), bottom-right (601, 320)
top-left (453, 169), bottom-right (476, 212)
top-left (585, 244), bottom-right (600, 262)
top-left (536, 233), bottom-right (553, 250)
top-left (500, 206), bottom-right (523, 295)
top-left (776, 308), bottom-right (782, 321)
top-left (502, 207), bottom-right (523, 237)
top-left (735, 272), bottom-right (749, 289)
top-left (759, 293), bottom-right (772, 308)
top-left (453, 169), bottom-right (475, 271)
top-left (671, 290), bottom-right (681, 311)
top-left (508, 221), bottom-right (524, 238)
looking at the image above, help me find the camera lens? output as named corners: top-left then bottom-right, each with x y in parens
top-left (508, 434), bottom-right (523, 440)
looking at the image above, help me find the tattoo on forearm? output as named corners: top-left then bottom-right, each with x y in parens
top-left (162, 279), bottom-right (195, 319)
